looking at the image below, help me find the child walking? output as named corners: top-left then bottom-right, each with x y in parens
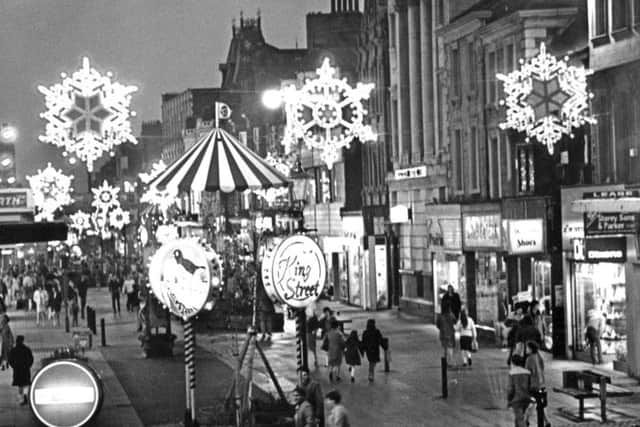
top-left (344, 330), bottom-right (362, 382)
top-left (456, 308), bottom-right (477, 367)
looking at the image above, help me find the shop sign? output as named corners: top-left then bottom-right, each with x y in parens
top-left (342, 216), bottom-right (364, 242)
top-left (394, 165), bottom-right (427, 180)
top-left (0, 188), bottom-right (33, 213)
top-left (30, 360), bottom-right (103, 427)
top-left (585, 237), bottom-right (626, 262)
top-left (584, 211), bottom-right (638, 236)
top-left (507, 219), bottom-right (544, 254)
top-left (148, 239), bottom-right (213, 320)
top-left (462, 214), bottom-right (502, 249)
top-left (261, 235), bottom-right (327, 308)
top-left (441, 219), bottom-right (462, 249)
top-left (583, 190), bottom-right (640, 199)
top-left (572, 238), bottom-right (585, 261)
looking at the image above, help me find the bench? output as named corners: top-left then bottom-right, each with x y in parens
top-left (553, 370), bottom-right (634, 422)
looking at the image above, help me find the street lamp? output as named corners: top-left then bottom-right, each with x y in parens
top-left (0, 124), bottom-right (18, 143)
top-left (290, 159), bottom-right (310, 210)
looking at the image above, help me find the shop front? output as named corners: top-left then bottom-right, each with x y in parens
top-left (461, 207), bottom-right (505, 328)
top-left (563, 185), bottom-right (640, 376)
top-left (427, 205), bottom-right (465, 321)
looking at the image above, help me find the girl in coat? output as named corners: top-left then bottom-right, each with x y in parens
top-left (456, 308), bottom-right (477, 367)
top-left (326, 319), bottom-right (345, 382)
top-left (361, 319), bottom-right (385, 381)
top-left (344, 330), bottom-right (362, 382)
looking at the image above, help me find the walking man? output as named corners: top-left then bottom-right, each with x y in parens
top-left (8, 335), bottom-right (33, 405)
top-left (108, 272), bottom-right (121, 316)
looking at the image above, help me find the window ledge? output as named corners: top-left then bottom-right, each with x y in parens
top-left (591, 33), bottom-right (611, 47)
top-left (611, 27), bottom-right (633, 41)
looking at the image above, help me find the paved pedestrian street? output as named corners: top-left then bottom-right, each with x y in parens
top-left (1, 288), bottom-right (639, 426)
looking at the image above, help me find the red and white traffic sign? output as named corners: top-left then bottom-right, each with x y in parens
top-left (29, 359), bottom-right (103, 427)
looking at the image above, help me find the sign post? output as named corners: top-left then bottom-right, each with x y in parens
top-left (149, 239), bottom-right (218, 427)
top-left (262, 235), bottom-right (326, 371)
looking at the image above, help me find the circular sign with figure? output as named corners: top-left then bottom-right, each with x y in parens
top-left (261, 235), bottom-right (326, 308)
top-left (148, 239), bottom-right (212, 319)
top-left (29, 359), bottom-right (103, 427)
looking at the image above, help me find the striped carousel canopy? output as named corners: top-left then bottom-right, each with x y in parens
top-left (148, 128), bottom-right (290, 194)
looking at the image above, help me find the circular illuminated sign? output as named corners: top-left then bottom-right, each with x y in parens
top-left (148, 239), bottom-right (212, 319)
top-left (29, 360), bottom-right (103, 427)
top-left (261, 235), bottom-right (326, 308)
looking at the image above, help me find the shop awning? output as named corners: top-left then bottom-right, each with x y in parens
top-left (571, 197), bottom-right (640, 213)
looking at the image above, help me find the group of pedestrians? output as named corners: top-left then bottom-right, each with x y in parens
top-left (437, 285), bottom-right (478, 368)
top-left (293, 366), bottom-right (351, 427)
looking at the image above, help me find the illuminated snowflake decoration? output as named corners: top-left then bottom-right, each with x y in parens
top-left (27, 163), bottom-right (74, 222)
top-left (497, 43), bottom-right (595, 153)
top-left (92, 180), bottom-right (120, 212)
top-left (254, 153), bottom-right (291, 203)
top-left (282, 58), bottom-right (375, 169)
top-left (69, 211), bottom-right (92, 234)
top-left (109, 206), bottom-right (130, 230)
top-left (139, 160), bottom-right (167, 184)
top-left (38, 57), bottom-right (138, 172)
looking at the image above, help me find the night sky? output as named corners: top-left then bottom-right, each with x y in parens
top-left (0, 0), bottom-right (328, 183)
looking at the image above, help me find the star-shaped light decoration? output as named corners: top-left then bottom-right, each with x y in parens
top-left (38, 57), bottom-right (138, 172)
top-left (139, 160), bottom-right (167, 184)
top-left (282, 58), bottom-right (376, 169)
top-left (497, 43), bottom-right (595, 153)
top-left (27, 163), bottom-right (74, 222)
top-left (91, 180), bottom-right (120, 212)
top-left (253, 153), bottom-right (292, 203)
top-left (109, 206), bottom-right (130, 230)
top-left (69, 211), bottom-right (92, 235)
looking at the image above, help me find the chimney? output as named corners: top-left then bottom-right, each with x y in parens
top-left (331, 0), bottom-right (336, 13)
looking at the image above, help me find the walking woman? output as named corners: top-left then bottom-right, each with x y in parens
top-left (0, 314), bottom-right (14, 371)
top-left (344, 330), bottom-right (362, 382)
top-left (8, 335), bottom-right (33, 405)
top-left (525, 340), bottom-right (551, 427)
top-left (361, 318), bottom-right (385, 382)
top-left (326, 319), bottom-right (345, 382)
top-left (306, 305), bottom-right (320, 369)
top-left (456, 308), bottom-right (477, 367)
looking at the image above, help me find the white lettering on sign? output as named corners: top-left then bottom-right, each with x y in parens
top-left (587, 250), bottom-right (623, 259)
top-left (34, 387), bottom-right (95, 405)
top-left (507, 219), bottom-right (544, 254)
top-left (394, 165), bottom-right (427, 180)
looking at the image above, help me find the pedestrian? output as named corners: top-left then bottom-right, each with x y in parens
top-left (0, 314), bottom-right (14, 371)
top-left (585, 308), bottom-right (605, 365)
top-left (32, 286), bottom-right (45, 326)
top-left (256, 276), bottom-right (275, 342)
top-left (326, 319), bottom-right (345, 382)
top-left (320, 307), bottom-right (336, 367)
top-left (50, 285), bottom-right (62, 327)
top-left (23, 271), bottom-right (34, 311)
top-left (306, 305), bottom-right (320, 369)
top-left (437, 309), bottom-right (457, 367)
top-left (441, 285), bottom-right (462, 320)
top-left (69, 285), bottom-right (79, 327)
top-left (108, 272), bottom-right (121, 316)
top-left (8, 335), bottom-right (33, 405)
top-left (292, 386), bottom-right (316, 427)
top-left (506, 307), bottom-right (525, 366)
top-left (344, 330), bottom-right (362, 382)
top-left (507, 364), bottom-right (532, 427)
top-left (78, 272), bottom-right (89, 320)
top-left (456, 308), bottom-right (477, 367)
top-left (298, 367), bottom-right (324, 426)
top-left (525, 340), bottom-right (550, 427)
top-left (361, 318), bottom-right (385, 381)
top-left (123, 273), bottom-right (136, 313)
top-left (325, 390), bottom-right (350, 427)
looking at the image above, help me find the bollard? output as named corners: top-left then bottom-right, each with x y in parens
top-left (87, 307), bottom-right (96, 335)
top-left (441, 357), bottom-right (448, 398)
top-left (382, 338), bottom-right (390, 372)
top-left (100, 318), bottom-right (106, 347)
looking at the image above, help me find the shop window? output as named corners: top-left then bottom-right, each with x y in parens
top-left (516, 145), bottom-right (535, 194)
top-left (573, 262), bottom-right (626, 361)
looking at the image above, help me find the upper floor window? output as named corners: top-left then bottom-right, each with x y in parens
top-left (453, 129), bottom-right (464, 192)
top-left (612, 0), bottom-right (629, 31)
top-left (451, 47), bottom-right (461, 98)
top-left (506, 43), bottom-right (515, 73)
top-left (487, 51), bottom-right (497, 104)
top-left (635, 0), bottom-right (640, 25)
top-left (594, 0), bottom-right (609, 36)
top-left (470, 127), bottom-right (480, 192)
top-left (437, 0), bottom-right (445, 26)
top-left (468, 41), bottom-right (477, 92)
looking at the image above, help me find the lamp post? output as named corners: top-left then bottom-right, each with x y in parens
top-left (289, 159), bottom-right (311, 371)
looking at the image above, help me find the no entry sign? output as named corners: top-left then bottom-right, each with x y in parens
top-left (29, 359), bottom-right (103, 427)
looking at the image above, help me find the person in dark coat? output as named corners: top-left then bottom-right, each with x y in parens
top-left (8, 335), bottom-right (33, 405)
top-left (299, 367), bottom-right (324, 427)
top-left (344, 330), bottom-right (362, 383)
top-left (361, 319), bottom-right (385, 382)
top-left (441, 285), bottom-right (462, 320)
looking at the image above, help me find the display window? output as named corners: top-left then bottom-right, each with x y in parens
top-left (573, 262), bottom-right (626, 359)
top-left (433, 254), bottom-right (466, 313)
top-left (475, 252), bottom-right (505, 325)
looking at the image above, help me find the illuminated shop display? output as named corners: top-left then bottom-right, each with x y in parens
top-left (38, 57), bottom-right (138, 172)
top-left (282, 58), bottom-right (375, 168)
top-left (497, 43), bottom-right (595, 153)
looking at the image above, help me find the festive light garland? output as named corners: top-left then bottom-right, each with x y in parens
top-left (108, 206), bottom-right (131, 230)
top-left (282, 58), bottom-right (375, 169)
top-left (497, 43), bottom-right (595, 153)
top-left (253, 153), bottom-right (291, 203)
top-left (27, 163), bottom-right (74, 222)
top-left (69, 211), bottom-right (93, 235)
top-left (91, 180), bottom-right (120, 212)
top-left (38, 57), bottom-right (138, 172)
top-left (139, 160), bottom-right (177, 215)
top-left (139, 160), bottom-right (167, 184)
